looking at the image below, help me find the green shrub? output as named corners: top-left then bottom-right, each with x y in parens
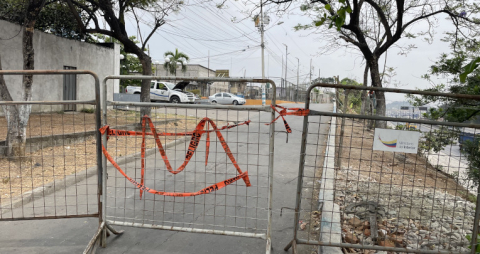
top-left (81, 108), bottom-right (95, 114)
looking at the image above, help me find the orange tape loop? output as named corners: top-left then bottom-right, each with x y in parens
top-left (265, 105), bottom-right (310, 133)
top-left (100, 116), bottom-right (251, 198)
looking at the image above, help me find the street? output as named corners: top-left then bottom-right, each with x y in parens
top-left (0, 103), bottom-right (332, 254)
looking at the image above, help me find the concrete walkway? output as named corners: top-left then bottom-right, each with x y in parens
top-left (0, 103), bottom-right (332, 254)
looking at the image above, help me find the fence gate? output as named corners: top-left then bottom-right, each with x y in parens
top-left (91, 76), bottom-right (277, 253)
top-left (285, 83), bottom-right (480, 254)
top-left (0, 70), bottom-right (105, 253)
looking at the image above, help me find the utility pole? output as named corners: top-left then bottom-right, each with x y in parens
top-left (281, 55), bottom-right (284, 98)
top-left (208, 50), bottom-right (210, 96)
top-left (309, 59), bottom-right (312, 103)
top-left (295, 57), bottom-right (299, 103)
top-left (283, 43), bottom-right (288, 100)
top-left (260, 0), bottom-right (266, 106)
top-left (309, 59), bottom-right (312, 87)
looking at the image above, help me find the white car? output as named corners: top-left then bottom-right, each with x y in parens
top-left (125, 81), bottom-right (196, 103)
top-left (209, 92), bottom-right (246, 105)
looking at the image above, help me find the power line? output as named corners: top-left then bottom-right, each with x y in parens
top-left (189, 46), bottom-right (260, 60)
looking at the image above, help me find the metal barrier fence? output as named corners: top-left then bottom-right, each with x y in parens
top-left (286, 83), bottom-right (480, 254)
top-left (0, 71), bottom-right (103, 251)
top-left (91, 76), bottom-right (277, 253)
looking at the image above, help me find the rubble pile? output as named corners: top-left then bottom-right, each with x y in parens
top-left (335, 167), bottom-right (475, 253)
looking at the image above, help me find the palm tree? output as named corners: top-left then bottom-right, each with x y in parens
top-left (163, 48), bottom-right (189, 76)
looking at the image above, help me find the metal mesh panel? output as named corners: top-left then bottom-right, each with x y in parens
top-left (104, 105), bottom-right (271, 237)
top-left (288, 85), bottom-right (480, 254)
top-left (0, 102), bottom-right (99, 220)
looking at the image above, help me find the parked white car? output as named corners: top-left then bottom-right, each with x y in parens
top-left (125, 81), bottom-right (195, 103)
top-left (209, 92), bottom-right (246, 105)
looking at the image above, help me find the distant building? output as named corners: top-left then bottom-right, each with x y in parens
top-left (153, 64), bottom-right (246, 96)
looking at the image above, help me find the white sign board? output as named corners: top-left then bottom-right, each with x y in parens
top-left (373, 128), bottom-right (420, 154)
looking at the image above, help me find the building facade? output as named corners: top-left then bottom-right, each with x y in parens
top-left (0, 20), bottom-right (120, 112)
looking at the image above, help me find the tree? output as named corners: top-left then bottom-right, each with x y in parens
top-left (0, 0), bottom-right (47, 159)
top-left (0, 1), bottom-right (94, 159)
top-left (95, 35), bottom-right (146, 88)
top-left (313, 76), bottom-right (336, 84)
top-left (269, 0), bottom-right (480, 128)
top-left (163, 48), bottom-right (189, 76)
top-left (67, 0), bottom-right (182, 119)
top-left (340, 77), bottom-right (362, 113)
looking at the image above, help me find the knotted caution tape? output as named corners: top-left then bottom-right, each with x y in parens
top-left (100, 116), bottom-right (251, 198)
top-left (265, 105), bottom-right (310, 134)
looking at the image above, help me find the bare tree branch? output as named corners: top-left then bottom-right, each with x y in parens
top-left (364, 0), bottom-right (393, 40)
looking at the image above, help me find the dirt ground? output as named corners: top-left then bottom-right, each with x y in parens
top-left (336, 119), bottom-right (469, 199)
top-left (334, 119), bottom-right (473, 253)
top-left (0, 110), bottom-right (223, 202)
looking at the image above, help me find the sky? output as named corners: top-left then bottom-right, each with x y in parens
top-left (124, 0), bottom-right (458, 103)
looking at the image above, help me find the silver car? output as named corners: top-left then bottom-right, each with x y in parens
top-left (209, 92), bottom-right (246, 105)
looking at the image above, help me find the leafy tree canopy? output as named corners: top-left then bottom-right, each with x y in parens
top-left (0, 0), bottom-right (91, 41)
top-left (408, 36), bottom-right (480, 124)
top-left (95, 34), bottom-right (150, 87)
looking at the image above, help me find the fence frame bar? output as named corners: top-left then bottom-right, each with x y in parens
top-left (284, 82), bottom-right (480, 254)
top-left (99, 75), bottom-right (277, 253)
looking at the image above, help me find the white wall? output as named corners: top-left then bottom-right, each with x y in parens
top-left (0, 20), bottom-right (120, 112)
top-left (153, 64), bottom-right (216, 78)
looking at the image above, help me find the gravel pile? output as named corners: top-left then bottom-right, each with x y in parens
top-left (335, 167), bottom-right (476, 253)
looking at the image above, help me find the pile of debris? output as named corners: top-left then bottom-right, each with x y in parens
top-left (335, 167), bottom-right (475, 253)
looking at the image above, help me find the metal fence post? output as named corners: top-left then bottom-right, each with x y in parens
top-left (284, 84), bottom-right (312, 252)
top-left (470, 185), bottom-right (480, 254)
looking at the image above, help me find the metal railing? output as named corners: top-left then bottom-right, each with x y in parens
top-left (0, 70), bottom-right (104, 253)
top-left (285, 83), bottom-right (480, 254)
top-left (91, 76), bottom-right (277, 253)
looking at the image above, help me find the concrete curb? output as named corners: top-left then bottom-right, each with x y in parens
top-left (318, 104), bottom-right (343, 254)
top-left (1, 136), bottom-right (189, 214)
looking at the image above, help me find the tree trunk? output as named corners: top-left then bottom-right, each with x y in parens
top-left (0, 0), bottom-right (45, 160)
top-left (369, 59), bottom-right (387, 128)
top-left (138, 53), bottom-right (152, 121)
top-left (360, 64), bottom-right (369, 116)
top-left (3, 106), bottom-right (28, 160)
top-left (367, 98), bottom-right (374, 130)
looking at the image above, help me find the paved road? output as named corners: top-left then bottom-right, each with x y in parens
top-left (0, 103), bottom-right (333, 254)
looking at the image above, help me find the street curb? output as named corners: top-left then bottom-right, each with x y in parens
top-left (1, 136), bottom-right (189, 214)
top-left (318, 104), bottom-right (343, 254)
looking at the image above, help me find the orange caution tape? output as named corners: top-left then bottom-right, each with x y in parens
top-left (265, 105), bottom-right (310, 133)
top-left (99, 116), bottom-right (251, 198)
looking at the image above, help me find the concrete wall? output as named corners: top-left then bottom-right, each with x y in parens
top-left (153, 64), bottom-right (215, 78)
top-left (0, 20), bottom-right (120, 112)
